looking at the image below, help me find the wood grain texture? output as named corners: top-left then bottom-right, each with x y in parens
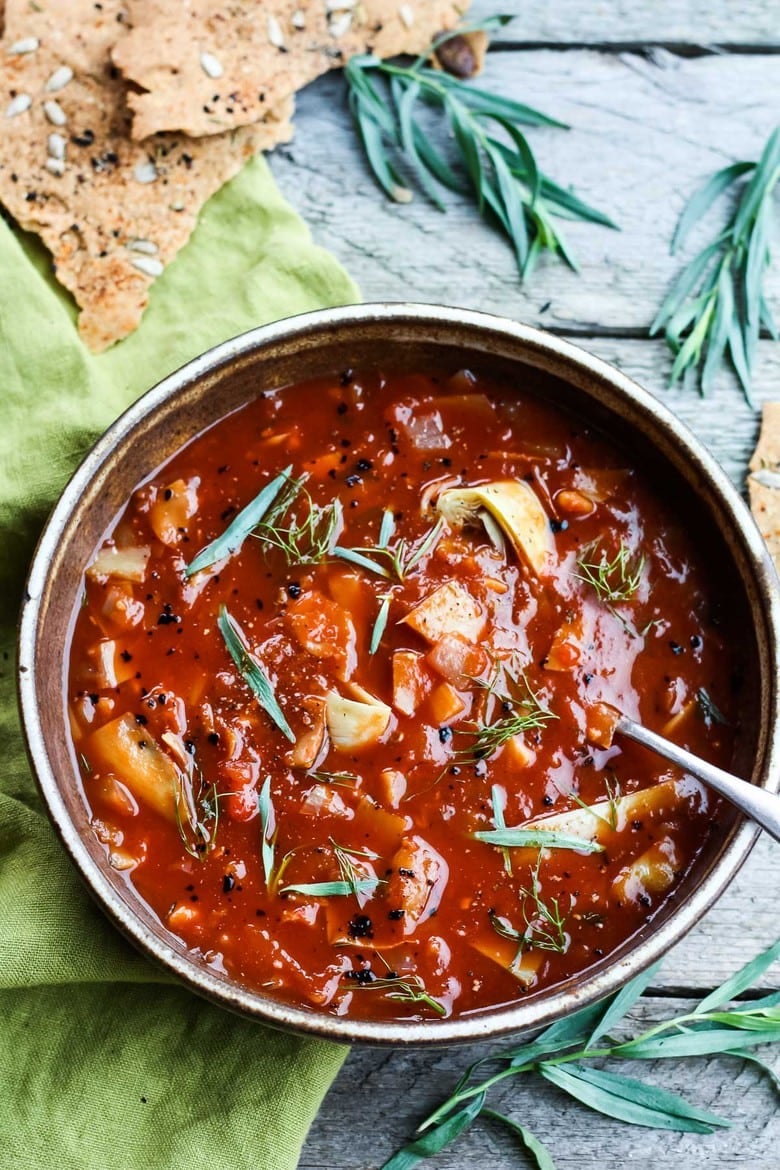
top-left (301, 996), bottom-right (779, 1170)
top-left (474, 0), bottom-right (780, 47)
top-left (277, 19), bottom-right (780, 1169)
top-left (269, 52), bottom-right (780, 333)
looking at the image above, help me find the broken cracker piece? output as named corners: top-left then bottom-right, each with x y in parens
top-left (0, 26), bottom-right (292, 349)
top-left (114, 0), bottom-right (468, 140)
top-left (748, 402), bottom-right (780, 574)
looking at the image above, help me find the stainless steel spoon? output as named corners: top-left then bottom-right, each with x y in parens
top-left (616, 715), bottom-right (780, 844)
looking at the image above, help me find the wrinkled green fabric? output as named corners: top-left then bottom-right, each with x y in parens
top-left (0, 156), bottom-right (356, 1169)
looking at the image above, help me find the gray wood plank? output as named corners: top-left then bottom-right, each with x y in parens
top-left (470, 0), bottom-right (780, 47)
top-left (270, 51), bottom-right (780, 332)
top-left (300, 995), bottom-right (779, 1170)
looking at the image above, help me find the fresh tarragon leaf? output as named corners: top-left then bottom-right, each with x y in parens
top-left (185, 465), bottom-right (293, 576)
top-left (217, 605), bottom-right (295, 742)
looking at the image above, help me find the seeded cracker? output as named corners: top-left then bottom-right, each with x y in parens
top-left (0, 4), bottom-right (293, 350)
top-left (748, 403), bottom-right (780, 574)
top-left (113, 1), bottom-right (469, 141)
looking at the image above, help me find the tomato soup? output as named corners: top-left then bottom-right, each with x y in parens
top-left (67, 368), bottom-right (738, 1021)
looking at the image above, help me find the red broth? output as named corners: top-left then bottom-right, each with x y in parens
top-left (67, 368), bottom-right (738, 1021)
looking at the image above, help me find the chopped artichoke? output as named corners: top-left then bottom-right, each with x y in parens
top-left (325, 691), bottom-right (392, 751)
top-left (436, 480), bottom-right (553, 574)
top-left (524, 778), bottom-right (686, 847)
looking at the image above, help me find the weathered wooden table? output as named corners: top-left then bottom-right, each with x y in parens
top-left (270, 4), bottom-right (780, 1166)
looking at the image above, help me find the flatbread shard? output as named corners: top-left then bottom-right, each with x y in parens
top-left (748, 402), bottom-right (780, 574)
top-left (114, 0), bottom-right (469, 140)
top-left (1, 34), bottom-right (292, 350)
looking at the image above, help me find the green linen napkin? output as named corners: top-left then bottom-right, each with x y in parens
top-left (0, 156), bottom-right (358, 1170)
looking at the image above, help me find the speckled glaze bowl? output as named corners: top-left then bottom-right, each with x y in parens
top-left (18, 304), bottom-right (780, 1046)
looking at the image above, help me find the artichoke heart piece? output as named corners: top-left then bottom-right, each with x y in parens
top-left (325, 691), bottom-right (392, 751)
top-left (437, 480), bottom-right (554, 575)
top-left (524, 779), bottom-right (685, 847)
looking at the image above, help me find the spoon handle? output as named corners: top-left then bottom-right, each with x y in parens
top-left (616, 715), bottom-right (780, 845)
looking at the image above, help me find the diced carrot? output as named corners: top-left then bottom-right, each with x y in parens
top-left (428, 682), bottom-right (467, 725)
top-left (586, 701), bottom-right (620, 748)
top-left (555, 489), bottom-right (596, 517)
top-left (484, 577), bottom-right (509, 594)
top-left (350, 795), bottom-right (406, 856)
top-left (328, 570), bottom-right (371, 618)
top-left (287, 592), bottom-right (357, 680)
top-left (504, 735), bottom-right (535, 769)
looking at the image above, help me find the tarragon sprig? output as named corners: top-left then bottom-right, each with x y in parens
top-left (379, 938), bottom-right (780, 1170)
top-left (344, 18), bottom-right (617, 280)
top-left (651, 125), bottom-right (780, 405)
top-left (574, 540), bottom-right (645, 605)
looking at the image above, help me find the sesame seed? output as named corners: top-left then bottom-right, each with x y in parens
top-left (5, 94), bottom-right (32, 118)
top-left (133, 161), bottom-right (158, 184)
top-left (45, 158), bottom-right (66, 176)
top-left (291, 9), bottom-right (306, 27)
top-left (8, 37), bottom-right (40, 54)
top-left (46, 65), bottom-right (74, 92)
top-left (199, 51), bottom-right (224, 79)
top-left (399, 4), bottom-right (415, 28)
top-left (43, 100), bottom-right (67, 126)
top-left (48, 132), bottom-right (67, 160)
top-left (127, 238), bottom-right (158, 255)
top-left (267, 14), bottom-right (285, 48)
top-left (131, 255), bottom-right (164, 278)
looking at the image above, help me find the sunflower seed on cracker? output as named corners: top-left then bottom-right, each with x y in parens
top-left (8, 37), bottom-right (40, 54)
top-left (43, 99), bottom-right (67, 125)
top-left (5, 93), bottom-right (31, 116)
top-left (47, 132), bottom-right (66, 159)
top-left (267, 15), bottom-right (286, 50)
top-left (199, 51), bottom-right (223, 79)
top-left (127, 238), bottom-right (158, 254)
top-left (46, 65), bottom-right (74, 92)
top-left (133, 160), bottom-right (158, 183)
top-left (130, 255), bottom-right (164, 277)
